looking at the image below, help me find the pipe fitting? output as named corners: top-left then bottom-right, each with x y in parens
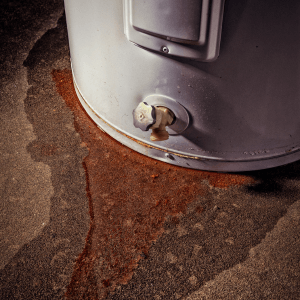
top-left (133, 102), bottom-right (175, 141)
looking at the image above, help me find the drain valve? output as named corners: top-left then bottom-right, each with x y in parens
top-left (133, 102), bottom-right (175, 141)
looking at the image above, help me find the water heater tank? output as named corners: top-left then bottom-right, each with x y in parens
top-left (64, 0), bottom-right (300, 171)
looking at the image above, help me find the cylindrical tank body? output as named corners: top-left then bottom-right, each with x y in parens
top-left (64, 0), bottom-right (300, 171)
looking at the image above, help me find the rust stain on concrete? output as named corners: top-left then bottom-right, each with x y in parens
top-left (51, 69), bottom-right (253, 299)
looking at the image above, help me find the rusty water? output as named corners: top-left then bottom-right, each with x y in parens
top-left (52, 69), bottom-right (254, 299)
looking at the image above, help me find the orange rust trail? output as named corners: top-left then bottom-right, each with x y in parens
top-left (51, 69), bottom-right (253, 299)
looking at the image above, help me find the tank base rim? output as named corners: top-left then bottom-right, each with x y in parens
top-left (72, 75), bottom-right (300, 172)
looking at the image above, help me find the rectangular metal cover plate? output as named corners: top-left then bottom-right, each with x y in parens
top-left (124, 0), bottom-right (225, 61)
top-left (131, 0), bottom-right (202, 41)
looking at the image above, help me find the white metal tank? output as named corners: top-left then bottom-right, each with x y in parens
top-left (64, 0), bottom-right (300, 171)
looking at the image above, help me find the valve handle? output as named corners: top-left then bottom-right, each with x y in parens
top-left (132, 102), bottom-right (156, 131)
top-left (133, 102), bottom-right (175, 141)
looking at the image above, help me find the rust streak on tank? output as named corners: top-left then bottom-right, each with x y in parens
top-left (51, 69), bottom-right (254, 299)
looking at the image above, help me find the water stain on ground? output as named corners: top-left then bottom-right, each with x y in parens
top-left (52, 69), bottom-right (253, 299)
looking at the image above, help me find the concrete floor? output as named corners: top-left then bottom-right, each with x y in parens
top-left (0, 1), bottom-right (299, 299)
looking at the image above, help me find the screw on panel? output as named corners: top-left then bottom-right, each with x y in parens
top-left (161, 46), bottom-right (169, 53)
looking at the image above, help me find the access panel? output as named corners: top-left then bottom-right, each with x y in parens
top-left (124, 0), bottom-right (225, 61)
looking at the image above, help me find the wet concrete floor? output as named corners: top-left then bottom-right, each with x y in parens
top-left (0, 1), bottom-right (300, 299)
